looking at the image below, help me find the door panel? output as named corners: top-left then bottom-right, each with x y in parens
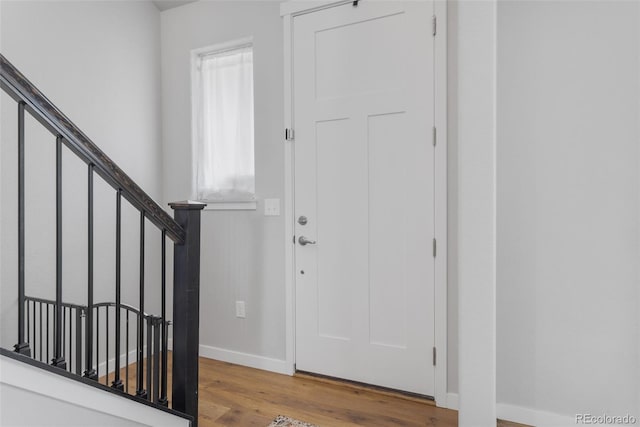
top-left (293, 0), bottom-right (435, 396)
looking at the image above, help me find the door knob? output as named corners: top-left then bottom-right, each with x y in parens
top-left (298, 236), bottom-right (316, 246)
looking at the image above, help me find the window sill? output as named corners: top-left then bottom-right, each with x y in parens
top-left (201, 201), bottom-right (257, 211)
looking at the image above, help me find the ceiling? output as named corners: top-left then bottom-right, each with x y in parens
top-left (152, 0), bottom-right (198, 12)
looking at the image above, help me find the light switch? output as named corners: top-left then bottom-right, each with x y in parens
top-left (264, 198), bottom-right (280, 216)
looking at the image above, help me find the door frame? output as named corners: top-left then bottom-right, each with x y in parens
top-left (280, 0), bottom-right (448, 407)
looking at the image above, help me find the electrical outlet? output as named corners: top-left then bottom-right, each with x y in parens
top-left (264, 198), bottom-right (280, 216)
top-left (235, 301), bottom-right (246, 318)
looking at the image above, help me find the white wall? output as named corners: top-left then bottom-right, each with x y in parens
top-left (497, 0), bottom-right (640, 424)
top-left (160, 1), bottom-right (286, 363)
top-left (0, 1), bottom-right (164, 369)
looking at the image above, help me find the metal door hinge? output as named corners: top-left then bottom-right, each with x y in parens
top-left (432, 15), bottom-right (437, 36)
top-left (285, 128), bottom-right (295, 141)
top-left (432, 127), bottom-right (437, 147)
top-left (432, 238), bottom-right (437, 257)
top-left (433, 347), bottom-right (437, 366)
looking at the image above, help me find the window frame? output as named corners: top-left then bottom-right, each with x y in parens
top-left (190, 37), bottom-right (257, 211)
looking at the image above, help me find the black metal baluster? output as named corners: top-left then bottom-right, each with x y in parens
top-left (69, 308), bottom-right (72, 371)
top-left (96, 307), bottom-right (100, 379)
top-left (146, 316), bottom-right (152, 397)
top-left (164, 321), bottom-right (170, 402)
top-left (32, 301), bottom-right (36, 359)
top-left (46, 304), bottom-right (50, 363)
top-left (153, 317), bottom-right (160, 403)
top-left (126, 311), bottom-right (130, 394)
top-left (14, 102), bottom-right (30, 357)
top-left (75, 308), bottom-right (82, 375)
top-left (106, 306), bottom-right (110, 386)
top-left (159, 229), bottom-right (168, 407)
top-left (136, 313), bottom-right (140, 394)
top-left (26, 301), bottom-right (30, 350)
top-left (112, 190), bottom-right (123, 391)
top-left (39, 303), bottom-right (43, 361)
top-left (84, 164), bottom-right (97, 379)
top-left (136, 212), bottom-right (147, 398)
top-left (69, 308), bottom-right (73, 372)
top-left (52, 135), bottom-right (66, 369)
top-left (68, 307), bottom-right (73, 372)
top-left (62, 306), bottom-right (66, 367)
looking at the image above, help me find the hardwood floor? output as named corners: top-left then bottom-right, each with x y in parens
top-left (101, 354), bottom-right (455, 426)
top-left (197, 358), bottom-right (458, 427)
top-left (101, 355), bottom-right (527, 427)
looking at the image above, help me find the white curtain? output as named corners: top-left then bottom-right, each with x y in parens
top-left (195, 45), bottom-right (255, 202)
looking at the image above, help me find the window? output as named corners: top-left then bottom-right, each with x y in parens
top-left (192, 39), bottom-right (255, 206)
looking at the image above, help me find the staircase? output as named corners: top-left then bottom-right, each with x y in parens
top-left (0, 53), bottom-right (205, 426)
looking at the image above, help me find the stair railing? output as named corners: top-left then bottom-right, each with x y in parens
top-left (1, 53), bottom-right (205, 425)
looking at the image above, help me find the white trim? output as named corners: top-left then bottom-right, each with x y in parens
top-left (444, 393), bottom-right (576, 427)
top-left (281, 0), bottom-right (448, 404)
top-left (637, 1), bottom-right (640, 418)
top-left (456, 0), bottom-right (497, 425)
top-left (637, 3), bottom-right (640, 419)
top-left (446, 392), bottom-right (459, 410)
top-left (280, 0), bottom-right (351, 17)
top-left (433, 0), bottom-right (448, 408)
top-left (198, 344), bottom-right (290, 375)
top-left (202, 201), bottom-right (257, 211)
top-left (496, 403), bottom-right (575, 427)
top-left (446, 394), bottom-right (575, 427)
top-left (190, 36), bottom-right (256, 204)
top-left (191, 37), bottom-right (254, 58)
top-left (282, 11), bottom-right (297, 377)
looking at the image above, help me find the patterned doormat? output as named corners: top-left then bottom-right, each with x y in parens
top-left (268, 415), bottom-right (319, 427)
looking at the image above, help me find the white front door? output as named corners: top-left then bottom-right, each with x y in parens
top-left (293, 0), bottom-right (435, 396)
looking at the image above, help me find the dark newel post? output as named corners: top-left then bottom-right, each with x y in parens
top-left (170, 201), bottom-right (205, 425)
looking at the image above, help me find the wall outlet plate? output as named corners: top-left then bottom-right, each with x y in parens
top-left (235, 301), bottom-right (246, 318)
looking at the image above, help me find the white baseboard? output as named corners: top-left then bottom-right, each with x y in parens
top-left (198, 344), bottom-right (289, 375)
top-left (96, 341), bottom-right (287, 378)
top-left (445, 393), bottom-right (574, 427)
top-left (496, 402), bottom-right (574, 427)
top-left (92, 349), bottom-right (139, 376)
top-left (167, 339), bottom-right (289, 375)
top-left (446, 392), bottom-right (459, 410)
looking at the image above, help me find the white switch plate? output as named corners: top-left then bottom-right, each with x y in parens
top-left (264, 198), bottom-right (280, 216)
top-left (235, 301), bottom-right (246, 318)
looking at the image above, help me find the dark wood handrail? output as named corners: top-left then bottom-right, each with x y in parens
top-left (0, 54), bottom-right (185, 243)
